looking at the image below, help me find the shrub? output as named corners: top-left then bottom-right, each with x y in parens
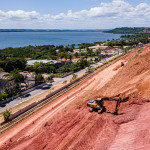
top-left (2, 110), bottom-right (11, 121)
top-left (5, 88), bottom-right (11, 98)
top-left (70, 73), bottom-right (78, 82)
top-left (0, 92), bottom-right (8, 101)
top-left (138, 49), bottom-right (142, 54)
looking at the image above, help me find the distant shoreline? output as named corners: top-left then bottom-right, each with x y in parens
top-left (0, 29), bottom-right (110, 32)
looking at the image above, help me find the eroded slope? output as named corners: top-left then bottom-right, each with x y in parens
top-left (1, 45), bottom-right (150, 150)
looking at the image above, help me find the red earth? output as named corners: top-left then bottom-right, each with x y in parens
top-left (1, 45), bottom-right (150, 150)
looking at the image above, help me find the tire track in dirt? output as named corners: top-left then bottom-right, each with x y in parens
top-left (24, 78), bottom-right (95, 136)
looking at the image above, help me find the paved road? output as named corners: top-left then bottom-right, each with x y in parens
top-left (0, 53), bottom-right (121, 112)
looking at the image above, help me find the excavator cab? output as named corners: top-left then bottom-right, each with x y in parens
top-left (87, 97), bottom-right (121, 115)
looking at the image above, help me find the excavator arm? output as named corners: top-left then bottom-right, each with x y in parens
top-left (100, 97), bottom-right (121, 115)
top-left (114, 97), bottom-right (121, 115)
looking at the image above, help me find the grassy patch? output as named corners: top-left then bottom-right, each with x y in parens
top-left (128, 54), bottom-right (139, 63)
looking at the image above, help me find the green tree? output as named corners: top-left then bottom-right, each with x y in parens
top-left (33, 62), bottom-right (46, 74)
top-left (5, 69), bottom-right (24, 95)
top-left (58, 52), bottom-right (65, 59)
top-left (4, 88), bottom-right (11, 98)
top-left (68, 54), bottom-right (72, 62)
top-left (96, 50), bottom-right (100, 56)
top-left (64, 52), bottom-right (69, 60)
top-left (25, 65), bottom-right (33, 72)
top-left (70, 73), bottom-right (78, 82)
top-left (35, 74), bottom-right (44, 84)
top-left (4, 58), bottom-right (26, 72)
top-left (10, 69), bottom-right (24, 88)
top-left (74, 52), bottom-right (79, 58)
top-left (0, 92), bottom-right (8, 101)
top-left (49, 65), bottom-right (55, 73)
top-left (33, 62), bottom-right (46, 84)
top-left (11, 70), bottom-right (24, 85)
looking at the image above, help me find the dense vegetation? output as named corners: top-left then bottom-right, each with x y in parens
top-left (105, 33), bottom-right (150, 47)
top-left (0, 43), bottom-right (99, 59)
top-left (0, 45), bottom-right (58, 59)
top-left (78, 43), bottom-right (95, 49)
top-left (30, 59), bottom-right (90, 74)
top-left (105, 27), bottom-right (150, 34)
top-left (0, 43), bottom-right (100, 74)
top-left (0, 57), bottom-right (27, 72)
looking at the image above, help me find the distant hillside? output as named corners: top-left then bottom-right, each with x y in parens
top-left (0, 29), bottom-right (108, 32)
top-left (105, 27), bottom-right (150, 34)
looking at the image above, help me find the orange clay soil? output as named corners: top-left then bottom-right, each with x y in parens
top-left (1, 45), bottom-right (150, 150)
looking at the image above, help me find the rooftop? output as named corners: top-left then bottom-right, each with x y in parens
top-left (27, 59), bottom-right (59, 65)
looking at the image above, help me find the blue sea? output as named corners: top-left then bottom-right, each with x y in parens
top-left (0, 31), bottom-right (121, 49)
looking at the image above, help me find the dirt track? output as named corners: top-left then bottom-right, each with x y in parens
top-left (1, 45), bottom-right (150, 150)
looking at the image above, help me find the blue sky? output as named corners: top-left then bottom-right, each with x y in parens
top-left (1, 0), bottom-right (150, 14)
top-left (0, 0), bottom-right (150, 29)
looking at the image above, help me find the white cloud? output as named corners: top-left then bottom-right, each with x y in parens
top-left (0, 10), bottom-right (40, 21)
top-left (0, 0), bottom-right (150, 28)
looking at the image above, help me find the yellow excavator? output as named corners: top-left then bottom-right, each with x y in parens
top-left (87, 97), bottom-right (121, 115)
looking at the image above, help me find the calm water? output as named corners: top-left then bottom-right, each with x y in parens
top-left (0, 32), bottom-right (121, 49)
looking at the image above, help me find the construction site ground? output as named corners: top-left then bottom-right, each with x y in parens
top-left (1, 44), bottom-right (150, 150)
